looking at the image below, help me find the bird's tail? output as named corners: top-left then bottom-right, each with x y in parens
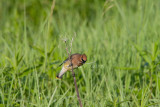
top-left (56, 66), bottom-right (67, 79)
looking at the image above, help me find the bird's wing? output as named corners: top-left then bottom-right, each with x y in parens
top-left (59, 58), bottom-right (70, 66)
top-left (58, 53), bottom-right (80, 67)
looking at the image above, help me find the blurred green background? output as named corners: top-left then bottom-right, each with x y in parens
top-left (0, 0), bottom-right (160, 106)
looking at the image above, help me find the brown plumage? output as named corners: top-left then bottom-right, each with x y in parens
top-left (56, 53), bottom-right (87, 79)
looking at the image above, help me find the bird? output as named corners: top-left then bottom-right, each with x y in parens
top-left (56, 53), bottom-right (87, 79)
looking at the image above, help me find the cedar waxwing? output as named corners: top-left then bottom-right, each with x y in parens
top-left (56, 53), bottom-right (87, 79)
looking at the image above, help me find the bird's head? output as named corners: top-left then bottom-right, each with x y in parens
top-left (80, 54), bottom-right (87, 63)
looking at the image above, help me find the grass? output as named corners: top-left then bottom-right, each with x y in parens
top-left (0, 0), bottom-right (160, 106)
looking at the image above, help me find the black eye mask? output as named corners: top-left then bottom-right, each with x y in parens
top-left (81, 58), bottom-right (86, 63)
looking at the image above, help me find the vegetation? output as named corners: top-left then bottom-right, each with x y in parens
top-left (0, 0), bottom-right (160, 106)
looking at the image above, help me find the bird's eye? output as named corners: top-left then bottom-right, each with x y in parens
top-left (81, 58), bottom-right (86, 63)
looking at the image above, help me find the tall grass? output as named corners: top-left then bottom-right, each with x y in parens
top-left (0, 0), bottom-right (160, 106)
